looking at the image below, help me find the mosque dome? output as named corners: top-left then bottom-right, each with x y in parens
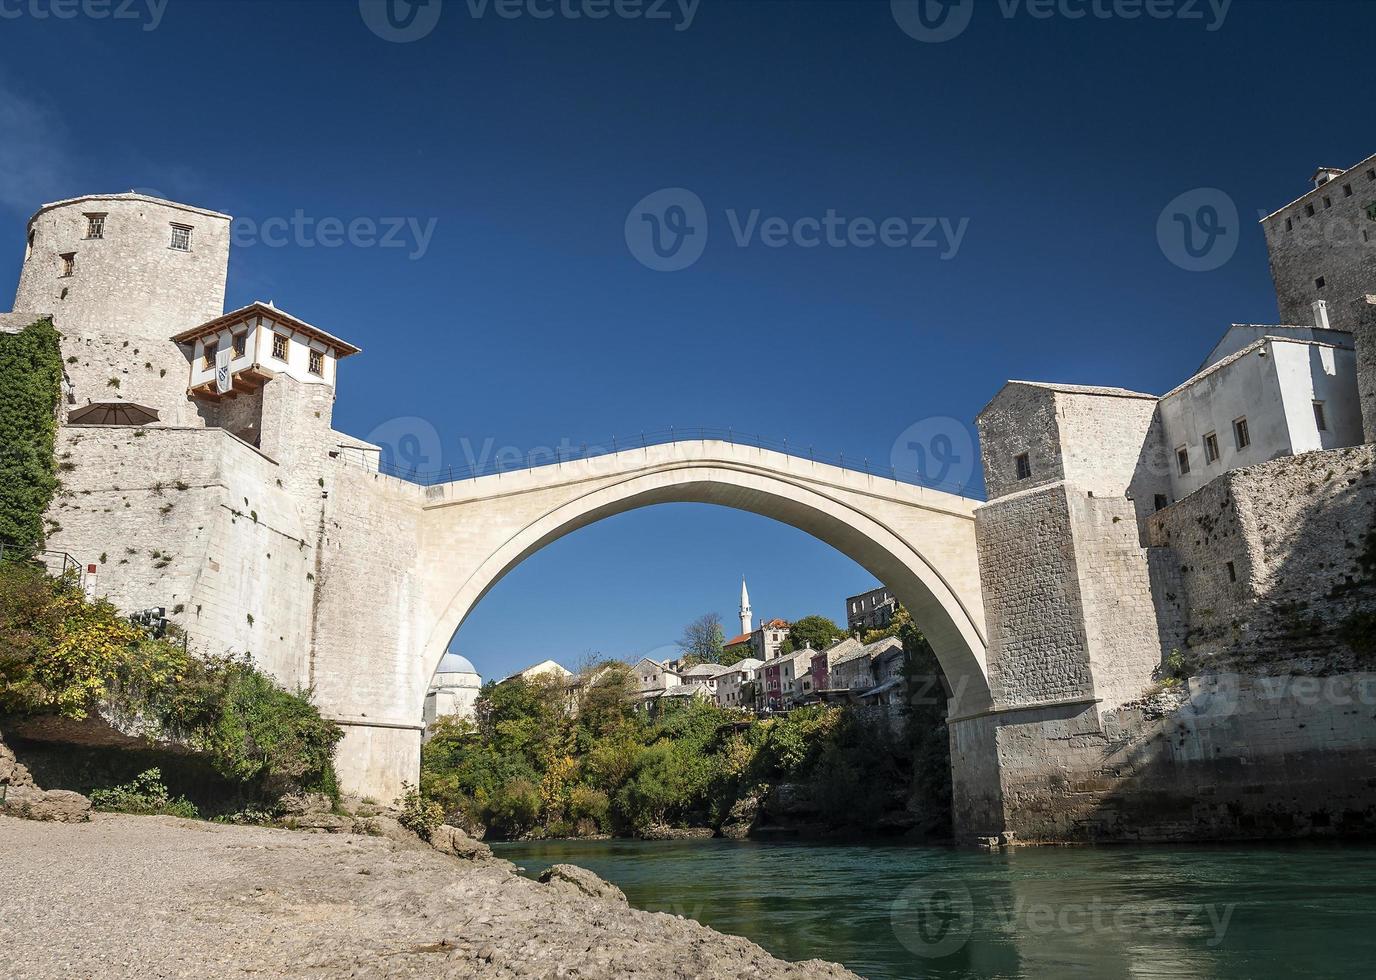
top-left (436, 652), bottom-right (480, 677)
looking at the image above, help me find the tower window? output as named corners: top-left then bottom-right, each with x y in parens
top-left (26, 230), bottom-right (34, 257)
top-left (1154, 494), bottom-right (1169, 512)
top-left (1204, 432), bottom-right (1220, 464)
top-left (272, 333), bottom-right (288, 360)
top-left (59, 252), bottom-right (75, 277)
top-left (1233, 417), bottom-right (1251, 450)
top-left (1305, 203), bottom-right (1315, 217)
top-left (1226, 561), bottom-right (1237, 583)
top-left (308, 349), bottom-right (324, 376)
top-left (232, 333), bottom-right (247, 357)
top-left (1176, 447), bottom-right (1191, 476)
top-left (202, 344), bottom-right (216, 369)
top-left (169, 224), bottom-right (193, 251)
top-left (1015, 453), bottom-right (1032, 480)
top-left (1284, 217), bottom-right (1293, 232)
top-left (85, 214), bottom-right (106, 239)
top-left (1323, 196), bottom-right (1332, 209)
top-left (1313, 401), bottom-right (1327, 432)
top-left (1315, 276), bottom-right (1326, 289)
top-left (1344, 184), bottom-right (1353, 197)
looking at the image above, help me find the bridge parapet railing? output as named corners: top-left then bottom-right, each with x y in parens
top-left (0, 540), bottom-right (87, 588)
top-left (338, 426), bottom-right (983, 500)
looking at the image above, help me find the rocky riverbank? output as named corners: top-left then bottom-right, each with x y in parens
top-left (0, 813), bottom-right (857, 979)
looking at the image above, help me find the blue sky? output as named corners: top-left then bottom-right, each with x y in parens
top-left (2, 0), bottom-right (1374, 680)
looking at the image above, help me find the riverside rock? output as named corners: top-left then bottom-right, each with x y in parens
top-left (0, 786), bottom-right (92, 823)
top-left (0, 814), bottom-right (857, 979)
top-left (537, 863), bottom-right (628, 905)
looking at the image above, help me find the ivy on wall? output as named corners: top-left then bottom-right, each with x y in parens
top-left (0, 319), bottom-right (63, 551)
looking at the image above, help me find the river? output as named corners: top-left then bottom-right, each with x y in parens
top-left (496, 837), bottom-right (1375, 979)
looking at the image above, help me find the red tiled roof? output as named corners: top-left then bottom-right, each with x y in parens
top-left (724, 633), bottom-right (753, 647)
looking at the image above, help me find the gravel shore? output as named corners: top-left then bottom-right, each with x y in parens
top-left (0, 814), bottom-right (857, 979)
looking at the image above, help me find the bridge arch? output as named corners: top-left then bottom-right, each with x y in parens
top-left (415, 442), bottom-right (991, 719)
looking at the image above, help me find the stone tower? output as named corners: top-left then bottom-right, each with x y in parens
top-left (1260, 156), bottom-right (1376, 333)
top-left (739, 577), bottom-right (752, 636)
top-left (12, 194), bottom-right (232, 426)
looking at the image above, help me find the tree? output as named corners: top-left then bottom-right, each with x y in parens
top-left (0, 319), bottom-right (62, 550)
top-left (787, 615), bottom-right (846, 653)
top-left (861, 603), bottom-right (913, 644)
top-left (679, 612), bottom-right (725, 665)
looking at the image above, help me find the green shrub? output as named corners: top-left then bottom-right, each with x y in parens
top-left (482, 777), bottom-right (543, 838)
top-left (0, 318), bottom-right (62, 551)
top-left (91, 768), bottom-right (199, 819)
top-left (396, 783), bottom-right (444, 841)
top-left (567, 784), bottom-right (610, 829)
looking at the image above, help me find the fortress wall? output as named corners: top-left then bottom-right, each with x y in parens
top-left (1357, 297), bottom-right (1376, 442)
top-left (977, 384), bottom-right (1062, 500)
top-left (1147, 445), bottom-right (1376, 673)
top-left (45, 426), bottom-right (317, 687)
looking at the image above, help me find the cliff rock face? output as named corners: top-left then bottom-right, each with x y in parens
top-left (0, 730), bottom-right (92, 823)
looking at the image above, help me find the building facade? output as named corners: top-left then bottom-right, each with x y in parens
top-left (423, 652), bottom-right (483, 732)
top-left (845, 585), bottom-right (896, 635)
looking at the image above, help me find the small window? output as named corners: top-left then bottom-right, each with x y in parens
top-left (1226, 561), bottom-right (1237, 583)
top-left (26, 229), bottom-right (35, 257)
top-left (1313, 401), bottom-right (1327, 432)
top-left (308, 349), bottom-right (324, 376)
top-left (59, 252), bottom-right (75, 277)
top-left (202, 344), bottom-right (216, 369)
top-left (1203, 432), bottom-right (1220, 464)
top-left (85, 214), bottom-right (106, 239)
top-left (1305, 203), bottom-right (1315, 217)
top-left (1233, 417), bottom-right (1251, 450)
top-left (1284, 217), bottom-right (1293, 232)
top-left (169, 224), bottom-right (193, 251)
top-left (1368, 169), bottom-right (1375, 181)
top-left (1367, 202), bottom-right (1376, 222)
top-left (1316, 276), bottom-right (1326, 289)
top-left (232, 333), bottom-right (247, 357)
top-left (1154, 494), bottom-right (1169, 512)
top-left (272, 333), bottom-right (288, 360)
top-left (1176, 447), bottom-right (1191, 476)
top-left (1344, 184), bottom-right (1353, 197)
top-left (1323, 196), bottom-right (1332, 209)
top-left (1015, 453), bottom-right (1032, 481)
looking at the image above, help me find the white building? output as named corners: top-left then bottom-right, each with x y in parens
top-left (501, 659), bottom-right (573, 684)
top-left (423, 652), bottom-right (483, 731)
top-left (1161, 319), bottom-right (1363, 500)
top-left (715, 657), bottom-right (763, 709)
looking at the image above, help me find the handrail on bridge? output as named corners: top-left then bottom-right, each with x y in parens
top-left (0, 539), bottom-right (87, 588)
top-left (338, 426), bottom-right (982, 499)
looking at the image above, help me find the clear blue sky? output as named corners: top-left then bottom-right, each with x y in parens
top-left (2, 0), bottom-right (1373, 681)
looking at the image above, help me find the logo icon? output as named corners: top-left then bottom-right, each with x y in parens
top-left (1178, 672), bottom-right (1241, 722)
top-left (366, 416), bottom-right (443, 478)
top-left (891, 876), bottom-right (975, 958)
top-left (891, 0), bottom-right (975, 43)
top-left (891, 417), bottom-right (977, 493)
top-left (360, 0), bottom-right (443, 43)
top-left (625, 188), bottom-right (709, 272)
top-left (1157, 187), bottom-right (1239, 272)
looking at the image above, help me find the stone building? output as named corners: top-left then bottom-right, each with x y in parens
top-left (422, 652), bottom-right (483, 732)
top-left (845, 585), bottom-right (896, 635)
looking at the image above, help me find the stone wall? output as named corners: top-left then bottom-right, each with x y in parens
top-left (1358, 296), bottom-right (1376, 443)
top-left (978, 384), bottom-right (1062, 500)
top-left (1147, 445), bottom-right (1376, 675)
top-left (953, 672), bottom-right (1376, 842)
top-left (45, 425), bottom-right (318, 688)
top-left (974, 483), bottom-right (1094, 709)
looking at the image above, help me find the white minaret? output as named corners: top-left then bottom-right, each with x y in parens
top-left (739, 577), bottom-right (753, 636)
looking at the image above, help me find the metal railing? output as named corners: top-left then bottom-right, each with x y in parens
top-left (345, 426), bottom-right (982, 499)
top-left (0, 540), bottom-right (87, 587)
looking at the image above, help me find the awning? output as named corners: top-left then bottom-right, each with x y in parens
top-left (67, 402), bottom-right (160, 426)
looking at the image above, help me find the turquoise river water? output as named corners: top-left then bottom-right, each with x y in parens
top-left (496, 837), bottom-right (1375, 979)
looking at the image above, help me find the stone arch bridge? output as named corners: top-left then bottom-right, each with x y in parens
top-left (313, 438), bottom-right (990, 801)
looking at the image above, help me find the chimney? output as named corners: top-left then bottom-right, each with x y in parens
top-left (1312, 167), bottom-right (1344, 189)
top-left (1313, 299), bottom-right (1331, 330)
